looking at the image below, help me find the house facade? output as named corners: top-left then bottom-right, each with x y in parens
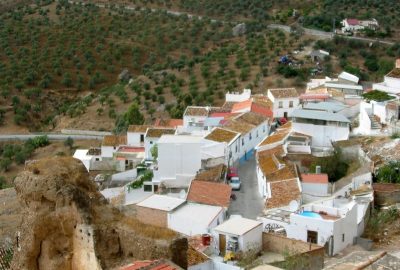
top-left (204, 127), bottom-right (241, 166)
top-left (291, 109), bottom-right (350, 148)
top-left (144, 128), bottom-right (176, 160)
top-left (127, 125), bottom-right (152, 146)
top-left (267, 88), bottom-right (299, 119)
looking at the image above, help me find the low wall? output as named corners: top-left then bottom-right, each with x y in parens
top-left (373, 183), bottom-right (400, 206)
top-left (61, 129), bottom-right (112, 136)
top-left (262, 233), bottom-right (324, 270)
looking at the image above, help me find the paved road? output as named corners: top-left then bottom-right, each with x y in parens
top-left (228, 154), bottom-right (264, 219)
top-left (0, 134), bottom-right (103, 141)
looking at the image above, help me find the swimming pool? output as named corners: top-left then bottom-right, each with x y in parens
top-left (299, 211), bottom-right (322, 219)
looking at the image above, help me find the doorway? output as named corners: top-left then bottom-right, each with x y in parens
top-left (219, 234), bottom-right (226, 255)
top-left (283, 112), bottom-right (288, 119)
top-left (307, 230), bottom-right (318, 244)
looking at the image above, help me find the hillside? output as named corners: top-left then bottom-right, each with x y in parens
top-left (0, 0), bottom-right (399, 134)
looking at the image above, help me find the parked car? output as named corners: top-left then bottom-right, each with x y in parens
top-left (227, 167), bottom-right (238, 180)
top-left (229, 177), bottom-right (241, 190)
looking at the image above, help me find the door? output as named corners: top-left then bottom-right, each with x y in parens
top-left (219, 234), bottom-right (226, 255)
top-left (307, 230), bottom-right (318, 244)
top-left (284, 112), bottom-right (288, 119)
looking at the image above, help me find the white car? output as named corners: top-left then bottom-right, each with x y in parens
top-left (229, 177), bottom-right (241, 190)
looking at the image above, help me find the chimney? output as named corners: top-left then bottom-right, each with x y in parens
top-left (396, 59), bottom-right (400, 69)
top-left (315, 165), bottom-right (321, 174)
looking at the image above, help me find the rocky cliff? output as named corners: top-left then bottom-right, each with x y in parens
top-left (10, 157), bottom-right (186, 270)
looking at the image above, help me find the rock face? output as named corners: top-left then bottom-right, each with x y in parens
top-left (11, 157), bottom-right (185, 270)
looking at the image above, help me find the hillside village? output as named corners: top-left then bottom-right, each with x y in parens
top-left (53, 59), bottom-right (400, 269)
top-left (0, 1), bottom-right (400, 268)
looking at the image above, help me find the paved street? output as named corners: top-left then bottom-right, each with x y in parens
top-left (0, 134), bottom-right (104, 141)
top-left (228, 154), bottom-right (264, 219)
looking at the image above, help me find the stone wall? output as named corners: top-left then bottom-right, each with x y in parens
top-left (262, 233), bottom-right (324, 270)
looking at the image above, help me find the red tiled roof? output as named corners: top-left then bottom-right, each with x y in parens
top-left (346, 18), bottom-right (359, 25)
top-left (117, 146), bottom-right (145, 153)
top-left (251, 103), bottom-right (274, 118)
top-left (154, 118), bottom-right (183, 128)
top-left (266, 179), bottom-right (301, 209)
top-left (187, 181), bottom-right (232, 208)
top-left (231, 100), bottom-right (252, 112)
top-left (209, 112), bottom-right (235, 118)
top-left (301, 173), bottom-right (328, 184)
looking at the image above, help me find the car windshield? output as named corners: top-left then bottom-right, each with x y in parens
top-left (231, 179), bottom-right (240, 183)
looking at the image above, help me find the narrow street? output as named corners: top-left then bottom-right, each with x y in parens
top-left (228, 154), bottom-right (264, 219)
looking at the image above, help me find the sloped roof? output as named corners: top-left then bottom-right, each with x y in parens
top-left (120, 260), bottom-right (181, 270)
top-left (346, 18), bottom-right (359, 25)
top-left (235, 111), bottom-right (267, 126)
top-left (184, 106), bottom-right (209, 117)
top-left (187, 181), bottom-right (231, 208)
top-left (268, 88), bottom-right (299, 99)
top-left (303, 102), bottom-right (347, 113)
top-left (188, 246), bottom-right (209, 267)
top-left (266, 179), bottom-right (301, 209)
top-left (292, 109), bottom-right (350, 123)
top-left (102, 135), bottom-right (127, 147)
top-left (194, 164), bottom-right (226, 182)
top-left (145, 128), bottom-right (176, 138)
top-left (301, 173), bottom-right (329, 184)
top-left (223, 119), bottom-right (255, 135)
top-left (154, 118), bottom-right (183, 128)
top-left (214, 217), bottom-right (262, 236)
top-left (338, 71), bottom-right (359, 83)
top-left (128, 125), bottom-right (152, 133)
top-left (387, 68), bottom-right (400, 78)
top-left (205, 128), bottom-right (239, 143)
top-left (231, 99), bottom-right (252, 112)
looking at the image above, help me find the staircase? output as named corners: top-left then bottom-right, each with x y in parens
top-left (368, 114), bottom-right (382, 129)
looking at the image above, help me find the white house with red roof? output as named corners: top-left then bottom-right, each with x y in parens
top-left (341, 18), bottom-right (378, 33)
top-left (301, 173), bottom-right (330, 199)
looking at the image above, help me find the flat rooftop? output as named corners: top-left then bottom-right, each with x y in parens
top-left (136, 194), bottom-right (185, 211)
top-left (214, 217), bottom-right (262, 236)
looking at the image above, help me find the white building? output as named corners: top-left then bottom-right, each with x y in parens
top-left (225, 88), bottom-right (252, 102)
top-left (144, 127), bottom-right (176, 160)
top-left (373, 59), bottom-right (400, 95)
top-left (267, 88), bottom-right (300, 119)
top-left (213, 217), bottom-right (263, 254)
top-left (153, 135), bottom-right (225, 186)
top-left (168, 203), bottom-right (225, 236)
top-left (301, 173), bottom-right (330, 197)
top-left (127, 125), bottom-right (152, 146)
top-left (341, 18), bottom-right (379, 33)
top-left (291, 109), bottom-right (350, 148)
top-left (204, 127), bottom-right (241, 166)
top-left (223, 112), bottom-right (271, 161)
top-left (73, 148), bottom-right (101, 171)
top-left (286, 199), bottom-right (358, 256)
top-left (101, 135), bottom-right (127, 158)
top-left (183, 106), bottom-right (210, 131)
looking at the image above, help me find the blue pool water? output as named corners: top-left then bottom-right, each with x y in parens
top-left (299, 211), bottom-right (322, 219)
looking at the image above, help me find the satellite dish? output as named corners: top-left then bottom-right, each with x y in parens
top-left (289, 200), bottom-right (299, 212)
top-left (179, 189), bottom-right (186, 199)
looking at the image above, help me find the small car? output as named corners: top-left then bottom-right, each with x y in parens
top-left (229, 177), bottom-right (241, 190)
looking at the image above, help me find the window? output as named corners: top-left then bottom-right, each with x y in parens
top-left (289, 101), bottom-right (293, 108)
top-left (235, 145), bottom-right (238, 153)
top-left (242, 138), bottom-right (244, 146)
top-left (263, 125), bottom-right (265, 132)
top-left (342, 234), bottom-right (345, 242)
top-left (256, 130), bottom-right (259, 138)
top-left (278, 101), bottom-right (283, 108)
top-left (150, 141), bottom-right (153, 144)
top-left (95, 158), bottom-right (100, 161)
top-left (249, 133), bottom-right (252, 140)
top-left (140, 134), bottom-right (144, 143)
top-left (113, 146), bottom-right (116, 150)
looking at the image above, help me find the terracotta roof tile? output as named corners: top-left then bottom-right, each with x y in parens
top-left (231, 100), bottom-right (252, 112)
top-left (184, 106), bottom-right (209, 117)
top-left (102, 135), bottom-right (127, 147)
top-left (205, 128), bottom-right (239, 143)
top-left (154, 118), bottom-right (183, 128)
top-left (387, 68), bottom-right (400, 78)
top-left (268, 88), bottom-right (299, 99)
top-left (128, 125), bottom-right (153, 133)
top-left (187, 181), bottom-right (231, 208)
top-left (234, 111), bottom-right (267, 126)
top-left (223, 119), bottom-right (255, 135)
top-left (301, 173), bottom-right (328, 184)
top-left (194, 164), bottom-right (226, 182)
top-left (120, 260), bottom-right (181, 270)
top-left (146, 128), bottom-right (176, 138)
top-left (266, 179), bottom-right (301, 209)
top-left (187, 246), bottom-right (209, 267)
